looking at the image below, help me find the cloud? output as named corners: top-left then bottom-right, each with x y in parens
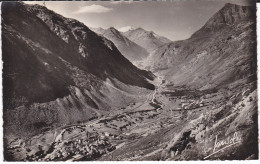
top-left (111, 1), bottom-right (134, 4)
top-left (111, 0), bottom-right (142, 5)
top-left (74, 4), bottom-right (113, 14)
top-left (118, 26), bottom-right (134, 32)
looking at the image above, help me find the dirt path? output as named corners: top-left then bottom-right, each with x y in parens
top-left (151, 75), bottom-right (166, 105)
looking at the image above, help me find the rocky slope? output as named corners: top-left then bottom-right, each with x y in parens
top-left (123, 27), bottom-right (171, 53)
top-left (2, 2), bottom-right (155, 140)
top-left (91, 27), bottom-right (149, 62)
top-left (144, 3), bottom-right (256, 90)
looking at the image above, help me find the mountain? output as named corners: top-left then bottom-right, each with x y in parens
top-left (91, 27), bottom-right (149, 62)
top-left (144, 3), bottom-right (256, 90)
top-left (2, 2), bottom-right (155, 139)
top-left (123, 27), bottom-right (171, 53)
top-left (118, 26), bottom-right (134, 32)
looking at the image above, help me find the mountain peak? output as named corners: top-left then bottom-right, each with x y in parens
top-left (96, 27), bottom-right (105, 31)
top-left (129, 27), bottom-right (148, 33)
top-left (223, 2), bottom-right (237, 7)
top-left (123, 27), bottom-right (171, 53)
top-left (130, 28), bottom-right (160, 38)
top-left (118, 26), bottom-right (134, 32)
top-left (193, 3), bottom-right (255, 35)
top-left (128, 28), bottom-right (154, 37)
top-left (108, 27), bottom-right (118, 32)
top-left (222, 2), bottom-right (251, 8)
top-left (216, 3), bottom-right (254, 23)
top-left (106, 27), bottom-right (123, 37)
top-left (135, 27), bottom-right (144, 31)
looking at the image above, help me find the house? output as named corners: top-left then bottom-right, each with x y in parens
top-left (104, 132), bottom-right (110, 137)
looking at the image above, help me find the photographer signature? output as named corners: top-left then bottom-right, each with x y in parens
top-left (204, 132), bottom-right (242, 159)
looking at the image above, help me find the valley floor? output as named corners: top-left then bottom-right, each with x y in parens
top-left (5, 76), bottom-right (258, 161)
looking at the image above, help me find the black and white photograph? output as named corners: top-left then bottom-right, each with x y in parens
top-left (1, 0), bottom-right (258, 161)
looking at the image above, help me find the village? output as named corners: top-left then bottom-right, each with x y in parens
top-left (25, 125), bottom-right (116, 161)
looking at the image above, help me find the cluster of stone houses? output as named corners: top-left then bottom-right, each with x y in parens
top-left (179, 100), bottom-right (204, 110)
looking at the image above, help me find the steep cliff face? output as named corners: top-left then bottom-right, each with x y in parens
top-left (2, 2), bottom-right (154, 138)
top-left (92, 27), bottom-right (149, 62)
top-left (144, 3), bottom-right (256, 89)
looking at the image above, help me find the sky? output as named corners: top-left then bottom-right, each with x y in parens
top-left (24, 0), bottom-right (255, 41)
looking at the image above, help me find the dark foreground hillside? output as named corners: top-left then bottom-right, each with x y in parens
top-left (2, 1), bottom-right (154, 147)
